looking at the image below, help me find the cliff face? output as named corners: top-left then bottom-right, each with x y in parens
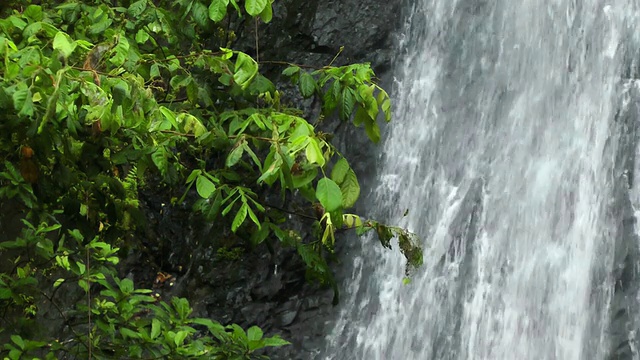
top-left (149, 2), bottom-right (405, 359)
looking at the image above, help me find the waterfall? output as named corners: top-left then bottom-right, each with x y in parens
top-left (323, 1), bottom-right (640, 359)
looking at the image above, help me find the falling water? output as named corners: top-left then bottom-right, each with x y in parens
top-left (324, 1), bottom-right (640, 359)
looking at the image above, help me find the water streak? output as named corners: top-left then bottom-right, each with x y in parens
top-left (324, 1), bottom-right (640, 359)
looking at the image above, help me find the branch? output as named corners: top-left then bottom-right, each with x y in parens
top-left (264, 203), bottom-right (317, 221)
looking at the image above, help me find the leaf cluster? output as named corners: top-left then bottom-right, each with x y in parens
top-left (0, 0), bottom-right (422, 358)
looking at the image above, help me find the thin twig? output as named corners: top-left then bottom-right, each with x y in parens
top-left (265, 203), bottom-right (317, 220)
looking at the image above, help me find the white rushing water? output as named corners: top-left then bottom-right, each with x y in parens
top-left (324, 1), bottom-right (640, 359)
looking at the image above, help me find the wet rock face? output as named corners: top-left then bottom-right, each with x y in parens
top-left (137, 2), bottom-right (404, 359)
top-left (607, 84), bottom-right (640, 360)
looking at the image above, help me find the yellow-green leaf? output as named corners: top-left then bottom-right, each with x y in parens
top-left (245, 0), bottom-right (267, 16)
top-left (196, 175), bottom-right (216, 198)
top-left (305, 138), bottom-right (325, 167)
top-left (231, 203), bottom-right (248, 232)
top-left (53, 31), bottom-right (76, 59)
top-left (209, 0), bottom-right (229, 22)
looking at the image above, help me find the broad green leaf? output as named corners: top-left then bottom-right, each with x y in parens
top-left (196, 175), bottom-right (216, 198)
top-left (316, 178), bottom-right (342, 212)
top-left (305, 138), bottom-right (325, 167)
top-left (247, 326), bottom-right (263, 342)
top-left (353, 105), bottom-right (368, 127)
top-left (381, 98), bottom-right (391, 122)
top-left (259, 1), bottom-right (273, 23)
top-left (226, 143), bottom-right (245, 167)
top-left (158, 106), bottom-right (179, 129)
top-left (179, 113), bottom-right (207, 136)
top-left (331, 158), bottom-right (349, 184)
top-left (135, 28), bottom-right (149, 43)
top-left (151, 318), bottom-right (161, 339)
top-left (174, 330), bottom-right (188, 346)
top-left (299, 72), bottom-right (316, 98)
top-left (339, 88), bottom-right (356, 120)
top-left (151, 147), bottom-right (169, 176)
top-left (128, 0), bottom-right (147, 17)
top-left (109, 36), bottom-right (130, 67)
top-left (233, 52), bottom-right (258, 88)
top-left (263, 335), bottom-right (291, 347)
top-left (53, 32), bottom-right (76, 59)
top-left (11, 335), bottom-right (25, 350)
top-left (364, 117), bottom-right (381, 143)
top-left (13, 88), bottom-right (33, 117)
top-left (24, 5), bottom-right (43, 21)
top-left (340, 169), bottom-right (360, 208)
top-left (0, 288), bottom-right (11, 299)
top-left (191, 1), bottom-right (209, 27)
top-left (282, 66), bottom-right (300, 77)
top-left (187, 169), bottom-right (202, 184)
top-left (150, 63), bottom-right (160, 78)
top-left (209, 0), bottom-right (229, 22)
top-left (245, 0), bottom-right (268, 16)
top-left (231, 203), bottom-right (248, 232)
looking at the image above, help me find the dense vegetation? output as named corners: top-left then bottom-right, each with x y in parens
top-left (0, 0), bottom-right (422, 358)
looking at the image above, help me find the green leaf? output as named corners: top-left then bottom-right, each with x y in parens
top-left (339, 88), bottom-right (356, 120)
top-left (381, 98), bottom-right (391, 122)
top-left (24, 5), bottom-right (43, 21)
top-left (282, 66), bottom-right (300, 77)
top-left (353, 105), bottom-right (368, 127)
top-left (13, 88), bottom-right (33, 117)
top-left (150, 63), bottom-right (161, 78)
top-left (364, 117), bottom-right (381, 143)
top-left (299, 72), bottom-right (316, 98)
top-left (174, 330), bottom-right (188, 347)
top-left (159, 106), bottom-right (179, 129)
top-left (151, 147), bottom-right (169, 176)
top-left (263, 335), bottom-right (291, 347)
top-left (109, 36), bottom-right (130, 67)
top-left (247, 326), bottom-right (263, 342)
top-left (53, 32), bottom-right (77, 59)
top-left (191, 1), bottom-right (209, 27)
top-left (316, 178), bottom-right (342, 212)
top-left (53, 278), bottom-right (65, 288)
top-left (245, 0), bottom-right (268, 16)
top-left (234, 52), bottom-right (258, 88)
top-left (340, 169), bottom-right (360, 208)
top-left (259, 1), bottom-right (273, 23)
top-left (151, 318), bottom-right (162, 340)
top-left (231, 203), bottom-right (248, 232)
top-left (11, 335), bottom-right (25, 350)
top-left (342, 214), bottom-right (363, 228)
top-left (226, 142), bottom-right (245, 167)
top-left (196, 175), bottom-right (216, 198)
top-left (209, 0), bottom-right (229, 22)
top-left (128, 0), bottom-right (147, 17)
top-left (0, 287), bottom-right (11, 299)
top-left (246, 204), bottom-right (260, 228)
top-left (331, 158), bottom-right (349, 184)
top-left (305, 138), bottom-right (325, 167)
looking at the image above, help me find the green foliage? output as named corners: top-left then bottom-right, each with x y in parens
top-left (0, 0), bottom-right (421, 358)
